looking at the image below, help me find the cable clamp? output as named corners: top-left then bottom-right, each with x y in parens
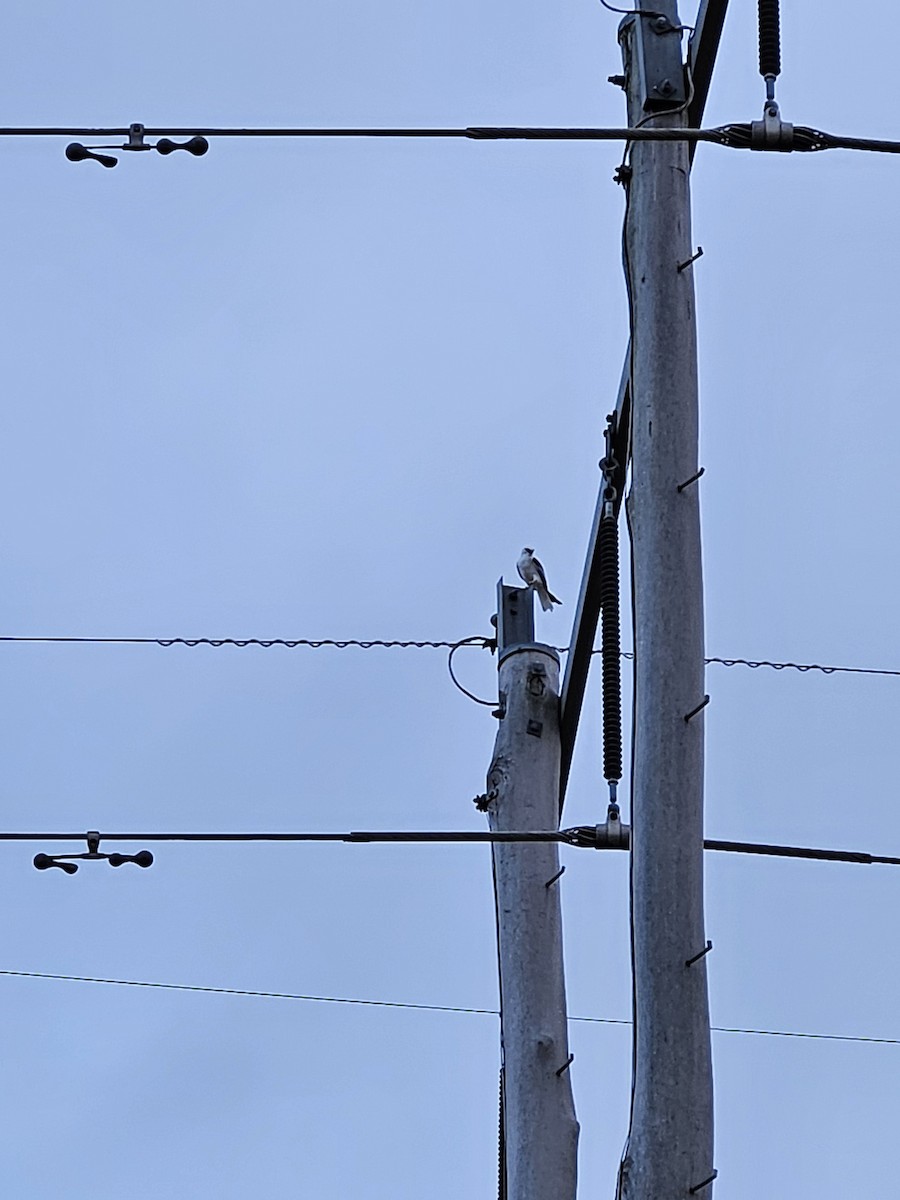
top-left (750, 101), bottom-right (794, 151)
top-left (566, 815), bottom-right (630, 851)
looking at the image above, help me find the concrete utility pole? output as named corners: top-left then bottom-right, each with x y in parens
top-left (616, 4), bottom-right (715, 1199)
top-left (484, 584), bottom-right (578, 1200)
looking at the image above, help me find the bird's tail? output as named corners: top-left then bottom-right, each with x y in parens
top-left (536, 585), bottom-right (555, 613)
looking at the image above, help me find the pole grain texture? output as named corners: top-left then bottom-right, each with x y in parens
top-left (617, 5), bottom-right (715, 1199)
top-left (486, 642), bottom-right (578, 1200)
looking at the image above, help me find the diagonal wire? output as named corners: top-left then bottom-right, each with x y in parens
top-left (1, 969), bottom-right (897, 1045)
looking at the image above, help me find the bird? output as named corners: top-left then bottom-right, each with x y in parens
top-left (517, 547), bottom-right (562, 613)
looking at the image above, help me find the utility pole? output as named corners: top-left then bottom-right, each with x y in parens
top-left (616, 4), bottom-right (715, 1199)
top-left (484, 583), bottom-right (578, 1200)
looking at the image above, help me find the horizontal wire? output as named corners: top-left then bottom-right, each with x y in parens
top-left (0, 635), bottom-right (481, 650)
top-left (1, 123), bottom-right (898, 154)
top-left (4, 635), bottom-right (899, 680)
top-left (2, 830), bottom-right (572, 844)
top-left (4, 829), bottom-right (898, 865)
top-left (0, 125), bottom-right (726, 142)
top-left (1, 969), bottom-right (896, 1046)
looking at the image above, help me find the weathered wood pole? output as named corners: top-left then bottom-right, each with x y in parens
top-left (485, 586), bottom-right (578, 1200)
top-left (617, 4), bottom-right (715, 1198)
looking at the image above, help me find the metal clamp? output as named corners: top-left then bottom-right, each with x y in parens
top-left (749, 102), bottom-right (794, 151)
top-left (599, 410), bottom-right (619, 519)
top-left (568, 814), bottom-right (631, 851)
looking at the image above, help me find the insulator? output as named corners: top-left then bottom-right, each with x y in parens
top-left (599, 510), bottom-right (622, 785)
top-left (758, 0), bottom-right (781, 79)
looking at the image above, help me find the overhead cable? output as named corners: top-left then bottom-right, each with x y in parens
top-left (4, 829), bottom-right (899, 866)
top-left (1, 969), bottom-right (897, 1046)
top-left (0, 634), bottom-right (483, 650)
top-left (2, 124), bottom-right (900, 155)
top-left (4, 635), bottom-right (900, 681)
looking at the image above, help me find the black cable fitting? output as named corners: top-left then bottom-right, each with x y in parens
top-left (33, 830), bottom-right (153, 875)
top-left (677, 466), bottom-right (705, 492)
top-left (690, 1170), bottom-right (719, 1195)
top-left (66, 122), bottom-right (209, 168)
top-left (677, 246), bottom-right (704, 273)
top-left (684, 695), bottom-right (711, 723)
top-left (686, 940), bottom-right (713, 968)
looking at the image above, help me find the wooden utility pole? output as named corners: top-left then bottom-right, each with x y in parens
top-left (617, 4), bottom-right (715, 1198)
top-left (484, 584), bottom-right (578, 1200)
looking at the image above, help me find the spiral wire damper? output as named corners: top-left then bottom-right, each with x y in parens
top-left (599, 506), bottom-right (623, 813)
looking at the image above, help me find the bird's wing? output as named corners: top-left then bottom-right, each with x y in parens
top-left (531, 556), bottom-right (549, 591)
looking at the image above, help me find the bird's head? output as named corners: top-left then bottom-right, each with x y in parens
top-left (522, 547), bottom-right (533, 555)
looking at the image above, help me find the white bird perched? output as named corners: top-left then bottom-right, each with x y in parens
top-left (517, 547), bottom-right (562, 613)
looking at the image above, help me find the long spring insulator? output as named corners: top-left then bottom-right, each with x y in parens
top-left (599, 509), bottom-right (622, 785)
top-left (758, 0), bottom-right (781, 79)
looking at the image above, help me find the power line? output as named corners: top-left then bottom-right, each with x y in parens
top-left (1, 969), bottom-right (896, 1046)
top-left (0, 635), bottom-right (483, 650)
top-left (4, 635), bottom-right (900, 681)
top-left (3, 829), bottom-right (898, 866)
top-left (1, 124), bottom-right (900, 156)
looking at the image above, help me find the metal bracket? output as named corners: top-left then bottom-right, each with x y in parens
top-left (749, 101), bottom-right (794, 151)
top-left (496, 581), bottom-right (535, 655)
top-left (622, 8), bottom-right (687, 113)
top-left (124, 122), bottom-right (152, 151)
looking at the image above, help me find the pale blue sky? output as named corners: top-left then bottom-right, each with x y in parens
top-left (0, 3), bottom-right (897, 1196)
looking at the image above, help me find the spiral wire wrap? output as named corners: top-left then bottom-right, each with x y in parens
top-left (599, 509), bottom-right (623, 789)
top-left (758, 0), bottom-right (781, 80)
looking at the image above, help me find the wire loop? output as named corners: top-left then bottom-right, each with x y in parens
top-left (447, 637), bottom-right (498, 706)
